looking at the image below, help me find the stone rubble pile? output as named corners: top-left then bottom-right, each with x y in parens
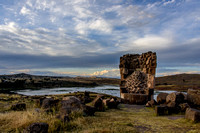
top-left (125, 71), bottom-right (147, 94)
top-left (23, 91), bottom-right (121, 132)
top-left (148, 90), bottom-right (200, 122)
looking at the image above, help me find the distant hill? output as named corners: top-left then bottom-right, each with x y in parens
top-left (0, 73), bottom-right (199, 91)
top-left (155, 74), bottom-right (200, 91)
top-left (0, 73), bottom-right (120, 90)
top-left (155, 74), bottom-right (200, 85)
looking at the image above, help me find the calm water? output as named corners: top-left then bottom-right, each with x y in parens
top-left (13, 85), bottom-right (179, 99)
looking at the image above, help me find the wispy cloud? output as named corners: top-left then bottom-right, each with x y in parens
top-left (0, 0), bottom-right (200, 77)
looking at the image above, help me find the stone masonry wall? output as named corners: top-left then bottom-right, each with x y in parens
top-left (119, 51), bottom-right (157, 101)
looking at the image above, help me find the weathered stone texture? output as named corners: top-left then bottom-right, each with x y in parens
top-left (185, 108), bottom-right (200, 122)
top-left (157, 93), bottom-right (168, 104)
top-left (187, 89), bottom-right (200, 106)
top-left (25, 123), bottom-right (49, 133)
top-left (119, 51), bottom-right (157, 104)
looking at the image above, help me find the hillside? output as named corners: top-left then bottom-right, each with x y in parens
top-left (155, 74), bottom-right (200, 91)
top-left (0, 73), bottom-right (199, 91)
top-left (0, 73), bottom-right (120, 90)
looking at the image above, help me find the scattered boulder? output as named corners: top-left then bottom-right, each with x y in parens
top-left (183, 93), bottom-right (187, 101)
top-left (62, 96), bottom-right (82, 109)
top-left (83, 105), bottom-right (96, 116)
top-left (41, 98), bottom-right (59, 109)
top-left (166, 92), bottom-right (185, 105)
top-left (59, 106), bottom-right (82, 116)
top-left (157, 93), bottom-right (168, 104)
top-left (84, 91), bottom-right (90, 97)
top-left (84, 91), bottom-right (91, 104)
top-left (41, 98), bottom-right (59, 112)
top-left (179, 103), bottom-right (190, 112)
top-left (34, 97), bottom-right (45, 108)
top-left (146, 99), bottom-right (157, 107)
top-left (167, 102), bottom-right (179, 114)
top-left (91, 95), bottom-right (105, 111)
top-left (10, 103), bottom-right (26, 111)
top-left (103, 99), bottom-right (110, 106)
top-left (56, 114), bottom-right (70, 122)
top-left (25, 122), bottom-right (48, 133)
top-left (185, 108), bottom-right (200, 122)
top-left (96, 94), bottom-right (105, 99)
top-left (103, 98), bottom-right (120, 109)
top-left (59, 96), bottom-right (84, 119)
top-left (187, 89), bottom-right (200, 106)
top-left (167, 102), bottom-right (176, 108)
top-left (155, 105), bottom-right (168, 116)
top-left (107, 98), bottom-right (120, 109)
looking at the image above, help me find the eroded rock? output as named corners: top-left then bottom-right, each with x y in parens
top-left (146, 99), bottom-right (157, 107)
top-left (166, 92), bottom-right (185, 105)
top-left (185, 108), bottom-right (200, 122)
top-left (157, 93), bottom-right (168, 104)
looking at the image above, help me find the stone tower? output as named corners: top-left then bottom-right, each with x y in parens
top-left (119, 51), bottom-right (157, 104)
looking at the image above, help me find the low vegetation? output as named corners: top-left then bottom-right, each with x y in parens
top-left (1, 73), bottom-right (200, 93)
top-left (0, 93), bottom-right (200, 133)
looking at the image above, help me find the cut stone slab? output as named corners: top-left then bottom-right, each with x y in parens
top-left (187, 89), bottom-right (200, 106)
top-left (185, 108), bottom-right (200, 122)
top-left (121, 93), bottom-right (149, 105)
top-left (155, 105), bottom-right (168, 116)
top-left (157, 93), bottom-right (168, 104)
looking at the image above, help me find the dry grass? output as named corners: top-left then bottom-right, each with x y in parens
top-left (0, 109), bottom-right (62, 132)
top-left (65, 106), bottom-right (200, 133)
top-left (1, 93), bottom-right (200, 133)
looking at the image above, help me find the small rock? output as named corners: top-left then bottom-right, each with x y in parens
top-left (91, 96), bottom-right (105, 111)
top-left (84, 91), bottom-right (90, 97)
top-left (83, 105), bottom-right (96, 116)
top-left (107, 98), bottom-right (119, 109)
top-left (62, 96), bottom-right (82, 109)
top-left (179, 103), bottom-right (190, 112)
top-left (84, 91), bottom-right (91, 104)
top-left (10, 103), bottom-right (26, 111)
top-left (146, 99), bottom-right (157, 107)
top-left (26, 122), bottom-right (48, 133)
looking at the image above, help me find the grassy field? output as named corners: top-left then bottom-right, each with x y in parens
top-left (0, 93), bottom-right (200, 133)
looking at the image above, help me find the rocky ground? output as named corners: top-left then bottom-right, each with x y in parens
top-left (0, 92), bottom-right (200, 133)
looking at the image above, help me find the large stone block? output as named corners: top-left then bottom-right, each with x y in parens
top-left (185, 108), bottom-right (200, 122)
top-left (166, 92), bottom-right (185, 105)
top-left (187, 89), bottom-right (200, 106)
top-left (121, 93), bottom-right (149, 104)
top-left (157, 93), bottom-right (168, 104)
top-left (155, 105), bottom-right (168, 116)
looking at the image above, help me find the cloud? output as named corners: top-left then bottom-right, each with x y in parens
top-left (0, 0), bottom-right (200, 77)
top-left (20, 6), bottom-right (31, 15)
top-left (90, 69), bottom-right (120, 77)
top-left (163, 0), bottom-right (176, 6)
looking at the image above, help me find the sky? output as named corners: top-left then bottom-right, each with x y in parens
top-left (0, 0), bottom-right (200, 78)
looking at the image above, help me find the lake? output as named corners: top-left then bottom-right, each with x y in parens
top-left (14, 85), bottom-right (180, 100)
